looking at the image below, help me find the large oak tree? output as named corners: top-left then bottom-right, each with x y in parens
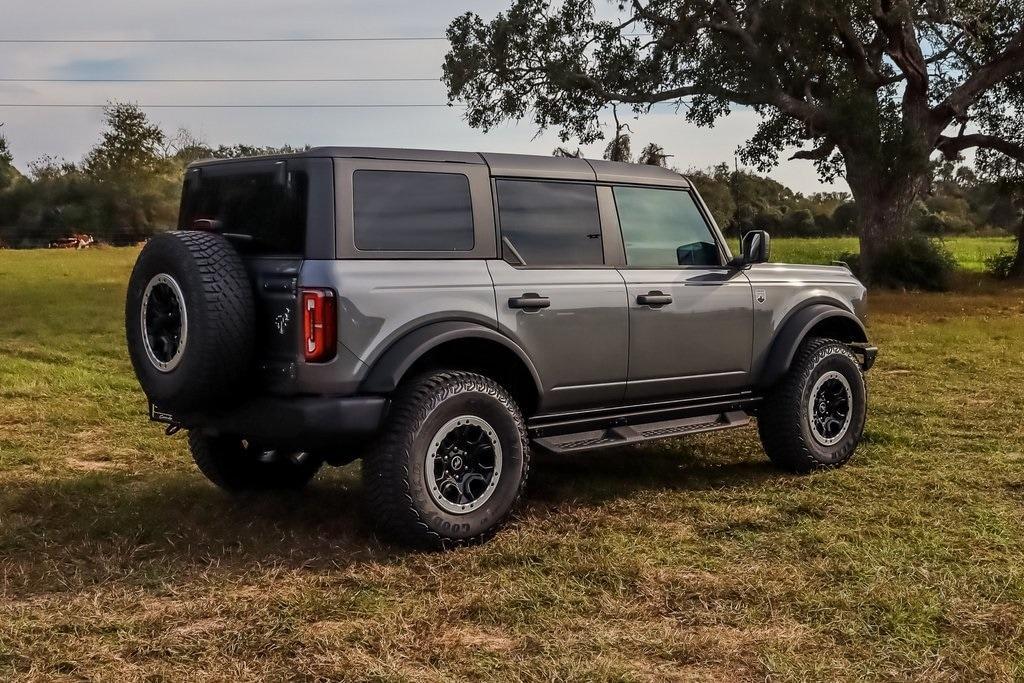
top-left (443, 0), bottom-right (1024, 280)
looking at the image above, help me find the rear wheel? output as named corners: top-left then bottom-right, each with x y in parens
top-left (363, 371), bottom-right (530, 549)
top-left (188, 431), bottom-right (322, 492)
top-left (758, 338), bottom-right (867, 472)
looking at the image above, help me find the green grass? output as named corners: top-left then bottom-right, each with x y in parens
top-left (766, 235), bottom-right (1014, 272)
top-left (1, 246), bottom-right (1023, 680)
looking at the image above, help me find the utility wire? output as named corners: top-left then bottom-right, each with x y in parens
top-left (0, 34), bottom-right (649, 44)
top-left (0, 77), bottom-right (439, 83)
top-left (0, 103), bottom-right (458, 108)
top-left (0, 37), bottom-right (451, 44)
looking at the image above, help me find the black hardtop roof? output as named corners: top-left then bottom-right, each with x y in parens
top-left (189, 146), bottom-right (690, 187)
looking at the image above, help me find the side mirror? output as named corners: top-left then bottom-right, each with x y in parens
top-left (739, 230), bottom-right (771, 265)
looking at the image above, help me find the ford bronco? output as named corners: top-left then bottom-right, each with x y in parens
top-left (125, 147), bottom-right (877, 548)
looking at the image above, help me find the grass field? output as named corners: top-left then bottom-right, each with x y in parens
top-left (1, 246), bottom-right (1023, 680)
top-left (764, 235), bottom-right (1014, 272)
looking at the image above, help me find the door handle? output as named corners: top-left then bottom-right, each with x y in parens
top-left (637, 291), bottom-right (673, 307)
top-left (508, 293), bottom-right (551, 310)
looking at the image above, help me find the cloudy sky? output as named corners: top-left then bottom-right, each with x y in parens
top-left (0, 0), bottom-right (844, 194)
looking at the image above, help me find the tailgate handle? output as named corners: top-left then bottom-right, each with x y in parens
top-left (262, 276), bottom-right (296, 293)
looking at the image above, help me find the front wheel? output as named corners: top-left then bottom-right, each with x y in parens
top-left (362, 371), bottom-right (530, 549)
top-left (758, 338), bottom-right (867, 473)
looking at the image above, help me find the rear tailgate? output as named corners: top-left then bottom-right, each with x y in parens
top-left (179, 157), bottom-right (333, 393)
top-left (246, 256), bottom-right (303, 389)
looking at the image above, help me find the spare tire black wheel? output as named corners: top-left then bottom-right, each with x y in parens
top-left (126, 231), bottom-right (255, 413)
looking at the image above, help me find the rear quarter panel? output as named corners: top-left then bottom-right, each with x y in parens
top-left (744, 263), bottom-right (868, 379)
top-left (296, 259), bottom-right (498, 394)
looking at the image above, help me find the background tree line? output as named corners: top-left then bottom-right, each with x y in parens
top-left (566, 125), bottom-right (1020, 240)
top-left (0, 104), bottom-right (304, 248)
top-left (1, 99), bottom-right (1021, 286)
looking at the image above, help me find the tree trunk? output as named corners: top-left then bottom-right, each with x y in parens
top-left (844, 154), bottom-right (926, 282)
top-left (1008, 216), bottom-right (1024, 279)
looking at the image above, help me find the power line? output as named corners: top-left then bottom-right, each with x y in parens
top-left (0, 77), bottom-right (439, 83)
top-left (0, 103), bottom-right (458, 109)
top-left (0, 34), bottom-right (650, 44)
top-left (0, 37), bottom-right (450, 44)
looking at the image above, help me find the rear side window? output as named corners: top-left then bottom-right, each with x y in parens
top-left (353, 170), bottom-right (474, 251)
top-left (614, 187), bottom-right (721, 267)
top-left (179, 168), bottom-right (307, 256)
top-left (496, 180), bottom-right (603, 266)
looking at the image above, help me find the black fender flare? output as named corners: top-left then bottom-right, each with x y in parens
top-left (360, 320), bottom-right (543, 400)
top-left (758, 304), bottom-right (869, 389)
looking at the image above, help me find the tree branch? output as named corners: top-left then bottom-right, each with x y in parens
top-left (873, 0), bottom-right (930, 118)
top-left (790, 141), bottom-right (837, 161)
top-left (832, 13), bottom-right (882, 87)
top-left (931, 27), bottom-right (1024, 126)
top-left (936, 133), bottom-right (1024, 163)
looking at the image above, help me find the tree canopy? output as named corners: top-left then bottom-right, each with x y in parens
top-left (0, 124), bottom-right (21, 193)
top-left (0, 104), bottom-right (316, 247)
top-left (444, 0), bottom-right (1024, 280)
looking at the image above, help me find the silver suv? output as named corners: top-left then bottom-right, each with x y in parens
top-left (125, 147), bottom-right (877, 548)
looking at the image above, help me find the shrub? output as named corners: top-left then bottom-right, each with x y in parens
top-left (842, 235), bottom-right (957, 291)
top-left (832, 202), bottom-right (858, 235)
top-left (985, 249), bottom-right (1019, 280)
top-left (781, 208), bottom-right (816, 236)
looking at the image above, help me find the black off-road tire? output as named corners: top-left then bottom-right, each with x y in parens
top-left (758, 337), bottom-right (867, 473)
top-left (363, 371), bottom-right (530, 549)
top-left (126, 231), bottom-right (254, 413)
top-left (188, 430), bottom-right (322, 492)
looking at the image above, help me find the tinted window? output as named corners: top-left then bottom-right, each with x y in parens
top-left (496, 180), bottom-right (603, 266)
top-left (179, 168), bottom-right (307, 255)
top-left (614, 187), bottom-right (721, 267)
top-left (353, 170), bottom-right (474, 251)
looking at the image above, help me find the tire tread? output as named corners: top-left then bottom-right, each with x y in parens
top-left (758, 337), bottom-right (865, 473)
top-left (363, 371), bottom-right (530, 549)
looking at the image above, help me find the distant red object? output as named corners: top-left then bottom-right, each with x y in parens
top-left (48, 234), bottom-right (95, 250)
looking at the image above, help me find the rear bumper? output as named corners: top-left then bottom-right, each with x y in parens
top-left (166, 395), bottom-right (388, 442)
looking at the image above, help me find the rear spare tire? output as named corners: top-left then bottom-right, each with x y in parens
top-left (126, 231), bottom-right (255, 413)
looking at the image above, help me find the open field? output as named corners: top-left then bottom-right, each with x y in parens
top-left (1, 246), bottom-right (1023, 680)
top-left (765, 235), bottom-right (1014, 272)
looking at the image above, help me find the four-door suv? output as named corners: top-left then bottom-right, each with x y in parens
top-left (126, 147), bottom-right (877, 548)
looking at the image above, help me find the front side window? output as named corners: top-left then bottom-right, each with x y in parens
top-left (353, 170), bottom-right (474, 251)
top-left (614, 187), bottom-right (721, 267)
top-left (496, 180), bottom-right (603, 266)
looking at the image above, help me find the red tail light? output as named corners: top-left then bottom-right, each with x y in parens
top-left (301, 288), bottom-right (337, 363)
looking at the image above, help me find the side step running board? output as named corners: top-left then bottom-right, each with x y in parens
top-left (531, 410), bottom-right (750, 455)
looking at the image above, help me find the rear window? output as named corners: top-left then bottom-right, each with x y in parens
top-left (353, 170), bottom-right (474, 251)
top-left (179, 167), bottom-right (307, 256)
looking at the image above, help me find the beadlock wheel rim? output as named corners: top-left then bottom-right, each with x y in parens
top-left (425, 415), bottom-right (503, 515)
top-left (141, 273), bottom-right (188, 373)
top-left (807, 370), bottom-right (853, 446)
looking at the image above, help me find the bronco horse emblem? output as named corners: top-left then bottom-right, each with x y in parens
top-left (274, 307), bottom-right (291, 335)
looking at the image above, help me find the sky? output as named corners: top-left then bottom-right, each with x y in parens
top-left (0, 0), bottom-right (846, 195)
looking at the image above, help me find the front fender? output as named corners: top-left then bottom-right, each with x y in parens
top-left (758, 304), bottom-right (869, 389)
